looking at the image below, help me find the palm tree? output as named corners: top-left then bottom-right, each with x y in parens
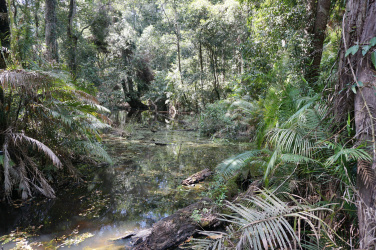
top-left (208, 95), bottom-right (370, 248)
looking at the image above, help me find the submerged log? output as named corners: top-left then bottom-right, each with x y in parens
top-left (132, 198), bottom-right (219, 250)
top-left (181, 168), bottom-right (213, 186)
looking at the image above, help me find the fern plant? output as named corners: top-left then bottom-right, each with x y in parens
top-left (0, 69), bottom-right (111, 200)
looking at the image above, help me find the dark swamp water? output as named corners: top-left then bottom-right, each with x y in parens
top-left (0, 113), bottom-right (251, 249)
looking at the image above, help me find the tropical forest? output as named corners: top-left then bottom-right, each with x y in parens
top-left (0, 0), bottom-right (376, 249)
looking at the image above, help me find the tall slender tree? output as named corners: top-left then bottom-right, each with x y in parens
top-left (0, 0), bottom-right (9, 69)
top-left (67, 0), bottom-right (77, 77)
top-left (45, 0), bottom-right (59, 62)
top-left (305, 0), bottom-right (331, 84)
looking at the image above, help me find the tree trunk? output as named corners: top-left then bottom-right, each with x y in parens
top-left (209, 46), bottom-right (220, 100)
top-left (45, 0), bottom-right (58, 62)
top-left (67, 0), bottom-right (77, 78)
top-left (0, 0), bottom-right (10, 69)
top-left (199, 40), bottom-right (205, 108)
top-left (0, 86), bottom-right (6, 147)
top-left (305, 0), bottom-right (331, 84)
top-left (173, 4), bottom-right (183, 86)
top-left (337, 1), bottom-right (376, 248)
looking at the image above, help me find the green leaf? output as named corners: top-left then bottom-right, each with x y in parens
top-left (345, 45), bottom-right (359, 57)
top-left (362, 45), bottom-right (371, 56)
top-left (351, 85), bottom-right (357, 94)
top-left (372, 52), bottom-right (376, 69)
top-left (358, 81), bottom-right (363, 87)
top-left (370, 37), bottom-right (376, 47)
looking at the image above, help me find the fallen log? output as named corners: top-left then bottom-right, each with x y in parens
top-left (132, 198), bottom-right (220, 250)
top-left (181, 168), bottom-right (213, 186)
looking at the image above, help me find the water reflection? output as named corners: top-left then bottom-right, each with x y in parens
top-left (0, 114), bottom-right (250, 249)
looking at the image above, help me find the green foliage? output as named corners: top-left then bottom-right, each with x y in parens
top-left (199, 101), bottom-right (233, 137)
top-left (192, 190), bottom-right (334, 250)
top-left (0, 70), bottom-right (111, 199)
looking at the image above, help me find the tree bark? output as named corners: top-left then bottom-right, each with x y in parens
top-left (337, 0), bottom-right (376, 247)
top-left (0, 0), bottom-right (10, 69)
top-left (67, 0), bottom-right (77, 78)
top-left (45, 0), bottom-right (58, 62)
top-left (199, 39), bottom-right (205, 108)
top-left (173, 2), bottom-right (183, 86)
top-left (305, 0), bottom-right (331, 85)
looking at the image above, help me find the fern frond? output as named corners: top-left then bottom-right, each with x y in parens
top-left (18, 160), bottom-right (32, 200)
top-left (12, 133), bottom-right (62, 168)
top-left (2, 137), bottom-right (12, 196)
top-left (75, 141), bottom-right (112, 164)
top-left (23, 154), bottom-right (56, 198)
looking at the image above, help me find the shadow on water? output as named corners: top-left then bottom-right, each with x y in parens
top-left (0, 111), bottom-right (251, 249)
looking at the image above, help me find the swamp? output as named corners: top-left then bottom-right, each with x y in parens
top-left (1, 0), bottom-right (376, 249)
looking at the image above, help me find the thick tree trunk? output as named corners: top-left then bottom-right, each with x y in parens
top-left (337, 1), bottom-right (376, 248)
top-left (45, 0), bottom-right (58, 62)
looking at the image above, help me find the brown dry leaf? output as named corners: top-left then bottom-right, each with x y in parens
top-left (208, 234), bottom-right (223, 240)
top-left (184, 236), bottom-right (193, 243)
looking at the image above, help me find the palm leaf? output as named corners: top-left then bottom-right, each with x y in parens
top-left (216, 150), bottom-right (261, 179)
top-left (280, 154), bottom-right (319, 165)
top-left (220, 190), bottom-right (333, 250)
top-left (325, 147), bottom-right (372, 167)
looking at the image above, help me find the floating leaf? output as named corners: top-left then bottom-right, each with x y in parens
top-left (345, 45), bottom-right (359, 57)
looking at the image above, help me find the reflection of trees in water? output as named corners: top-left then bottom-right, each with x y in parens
top-left (0, 130), bottom-right (249, 238)
top-left (0, 184), bottom-right (88, 235)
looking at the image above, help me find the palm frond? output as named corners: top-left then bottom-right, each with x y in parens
top-left (190, 232), bottom-right (229, 250)
top-left (216, 150), bottom-right (261, 179)
top-left (358, 160), bottom-right (376, 188)
top-left (264, 149), bottom-right (279, 183)
top-left (268, 127), bottom-right (313, 157)
top-left (220, 190), bottom-right (332, 250)
top-left (325, 147), bottom-right (372, 167)
top-left (285, 96), bottom-right (317, 126)
top-left (280, 154), bottom-right (319, 165)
